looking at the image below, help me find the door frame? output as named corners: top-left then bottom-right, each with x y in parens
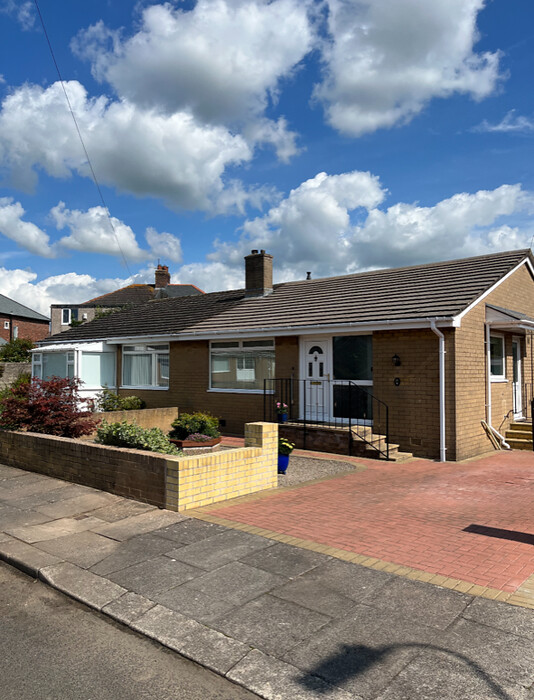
top-left (512, 336), bottom-right (523, 419)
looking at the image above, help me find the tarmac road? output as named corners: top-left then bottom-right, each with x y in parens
top-left (0, 562), bottom-right (258, 700)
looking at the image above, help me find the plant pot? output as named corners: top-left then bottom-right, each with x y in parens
top-left (169, 437), bottom-right (221, 449)
top-left (277, 413), bottom-right (288, 423)
top-left (278, 453), bottom-right (290, 474)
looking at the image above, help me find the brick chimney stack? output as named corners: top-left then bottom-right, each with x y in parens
top-left (155, 264), bottom-right (171, 288)
top-left (244, 249), bottom-right (273, 298)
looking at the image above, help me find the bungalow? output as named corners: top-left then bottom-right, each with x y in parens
top-left (35, 249), bottom-right (534, 461)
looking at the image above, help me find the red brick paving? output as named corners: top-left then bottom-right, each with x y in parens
top-left (206, 451), bottom-right (534, 592)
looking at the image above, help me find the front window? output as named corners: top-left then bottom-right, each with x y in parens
top-left (122, 344), bottom-right (169, 388)
top-left (490, 335), bottom-right (505, 380)
top-left (62, 309), bottom-right (71, 325)
top-left (3, 321), bottom-right (9, 330)
top-left (81, 352), bottom-right (116, 388)
top-left (210, 339), bottom-right (275, 391)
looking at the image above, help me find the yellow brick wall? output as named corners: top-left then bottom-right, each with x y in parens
top-left (165, 421), bottom-right (278, 511)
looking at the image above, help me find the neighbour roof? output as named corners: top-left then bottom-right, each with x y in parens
top-left (41, 249), bottom-right (534, 344)
top-left (50, 283), bottom-right (204, 309)
top-left (0, 293), bottom-right (49, 322)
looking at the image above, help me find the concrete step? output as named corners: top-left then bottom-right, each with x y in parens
top-left (506, 438), bottom-right (534, 451)
top-left (506, 429), bottom-right (534, 441)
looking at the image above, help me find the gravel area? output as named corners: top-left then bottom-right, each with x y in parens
top-left (278, 454), bottom-right (361, 487)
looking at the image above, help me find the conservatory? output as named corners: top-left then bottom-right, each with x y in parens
top-left (31, 342), bottom-right (116, 400)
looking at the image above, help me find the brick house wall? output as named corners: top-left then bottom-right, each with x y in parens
top-left (0, 315), bottom-right (49, 343)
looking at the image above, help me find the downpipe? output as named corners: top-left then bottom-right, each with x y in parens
top-left (430, 321), bottom-right (447, 462)
top-left (484, 322), bottom-right (510, 450)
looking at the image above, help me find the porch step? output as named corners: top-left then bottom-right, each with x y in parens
top-left (504, 421), bottom-right (532, 451)
top-left (352, 428), bottom-right (413, 462)
top-left (506, 438), bottom-right (533, 451)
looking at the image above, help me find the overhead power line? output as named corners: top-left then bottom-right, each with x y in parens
top-left (33, 0), bottom-right (132, 276)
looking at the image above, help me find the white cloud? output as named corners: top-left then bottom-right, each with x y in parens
top-left (51, 202), bottom-right (148, 261)
top-left (315, 0), bottom-right (502, 136)
top-left (0, 198), bottom-right (55, 257)
top-left (72, 1), bottom-right (314, 125)
top-left (0, 80), bottom-right (253, 212)
top-left (474, 110), bottom-right (534, 134)
top-left (145, 227), bottom-right (183, 264)
top-left (0, 1), bottom-right (35, 31)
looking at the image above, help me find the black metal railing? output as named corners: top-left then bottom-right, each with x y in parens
top-left (264, 377), bottom-right (390, 459)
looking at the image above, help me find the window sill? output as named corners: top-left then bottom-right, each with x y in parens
top-left (120, 385), bottom-right (169, 391)
top-left (208, 388), bottom-right (274, 394)
top-left (490, 378), bottom-right (508, 383)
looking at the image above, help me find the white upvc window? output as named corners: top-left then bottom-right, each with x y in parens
top-left (3, 320), bottom-right (9, 330)
top-left (121, 344), bottom-right (169, 389)
top-left (33, 353), bottom-right (42, 379)
top-left (209, 339), bottom-right (275, 392)
top-left (62, 308), bottom-right (71, 325)
top-left (490, 334), bottom-right (506, 381)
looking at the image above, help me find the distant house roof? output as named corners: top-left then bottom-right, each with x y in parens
top-left (50, 283), bottom-right (204, 310)
top-left (0, 294), bottom-right (49, 322)
top-left (41, 249), bottom-right (534, 345)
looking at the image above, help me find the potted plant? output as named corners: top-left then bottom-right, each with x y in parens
top-left (276, 401), bottom-right (289, 423)
top-left (168, 412), bottom-right (221, 449)
top-left (278, 437), bottom-right (295, 474)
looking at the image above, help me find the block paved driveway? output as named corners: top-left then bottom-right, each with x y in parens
top-left (205, 450), bottom-right (534, 594)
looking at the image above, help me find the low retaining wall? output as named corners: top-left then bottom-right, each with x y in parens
top-left (0, 421), bottom-right (278, 511)
top-left (92, 406), bottom-right (179, 434)
top-left (0, 362), bottom-right (31, 390)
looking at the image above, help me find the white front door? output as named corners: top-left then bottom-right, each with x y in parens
top-left (512, 338), bottom-right (522, 418)
top-left (303, 340), bottom-right (330, 421)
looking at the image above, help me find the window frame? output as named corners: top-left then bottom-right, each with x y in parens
top-left (61, 308), bottom-right (71, 326)
top-left (489, 333), bottom-right (506, 382)
top-left (209, 338), bottom-right (275, 394)
top-left (3, 320), bottom-right (9, 330)
top-left (121, 343), bottom-right (170, 390)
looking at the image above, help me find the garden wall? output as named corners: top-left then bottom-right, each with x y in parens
top-left (0, 362), bottom-right (31, 390)
top-left (0, 421), bottom-right (278, 511)
top-left (92, 406), bottom-right (179, 434)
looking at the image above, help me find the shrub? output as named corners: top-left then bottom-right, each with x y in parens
top-left (95, 420), bottom-right (180, 455)
top-left (0, 338), bottom-right (34, 363)
top-left (0, 376), bottom-right (97, 437)
top-left (0, 371), bottom-right (31, 404)
top-left (95, 387), bottom-right (146, 412)
top-left (169, 412), bottom-right (220, 440)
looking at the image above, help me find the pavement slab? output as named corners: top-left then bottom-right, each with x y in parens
top-left (461, 596), bottom-right (534, 640)
top-left (6, 515), bottom-right (105, 543)
top-left (40, 561), bottom-right (127, 611)
top-left (9, 484), bottom-right (90, 511)
top-left (239, 541), bottom-right (328, 579)
top-left (131, 604), bottom-right (204, 650)
top-left (227, 649), bottom-right (357, 700)
top-left (35, 491), bottom-right (119, 519)
top-left (107, 555), bottom-right (203, 596)
top-left (33, 530), bottom-right (120, 569)
top-left (0, 504), bottom-right (53, 530)
top-left (0, 537), bottom-right (64, 576)
top-left (164, 528), bottom-right (274, 570)
top-left (103, 591), bottom-right (157, 624)
top-left (92, 509), bottom-right (186, 541)
top-left (271, 576), bottom-right (362, 619)
top-left (0, 473), bottom-right (70, 500)
top-left (152, 519), bottom-right (227, 545)
top-left (89, 499), bottom-right (157, 523)
top-left (177, 626), bottom-right (252, 676)
top-left (90, 533), bottom-right (178, 576)
top-left (0, 465), bottom-right (27, 480)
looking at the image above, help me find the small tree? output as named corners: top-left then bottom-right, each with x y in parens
top-left (0, 376), bottom-right (98, 437)
top-left (0, 338), bottom-right (34, 363)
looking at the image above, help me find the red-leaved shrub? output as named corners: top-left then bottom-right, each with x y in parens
top-left (0, 377), bottom-right (98, 438)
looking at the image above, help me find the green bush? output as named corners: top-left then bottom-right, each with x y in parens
top-left (0, 338), bottom-right (34, 362)
top-left (95, 420), bottom-right (180, 455)
top-left (95, 387), bottom-right (146, 412)
top-left (169, 412), bottom-right (220, 440)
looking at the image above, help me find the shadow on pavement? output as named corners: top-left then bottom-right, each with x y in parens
top-left (296, 642), bottom-right (513, 699)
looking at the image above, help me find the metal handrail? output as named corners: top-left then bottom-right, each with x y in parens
top-left (264, 377), bottom-right (390, 459)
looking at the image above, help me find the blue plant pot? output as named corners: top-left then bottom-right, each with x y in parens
top-left (278, 454), bottom-right (290, 474)
top-left (277, 413), bottom-right (288, 423)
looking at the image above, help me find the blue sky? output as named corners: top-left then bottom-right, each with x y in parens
top-left (0, 0), bottom-right (533, 316)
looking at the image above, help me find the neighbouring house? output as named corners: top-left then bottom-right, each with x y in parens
top-left (35, 248), bottom-right (534, 462)
top-left (49, 264), bottom-right (204, 335)
top-left (0, 293), bottom-right (50, 342)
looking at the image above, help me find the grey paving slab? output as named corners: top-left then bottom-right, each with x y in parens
top-left (462, 597), bottom-right (534, 640)
top-left (40, 561), bottom-right (127, 611)
top-left (441, 617), bottom-right (534, 688)
top-left (376, 646), bottom-right (531, 700)
top-left (152, 582), bottom-right (245, 623)
top-left (89, 499), bottom-right (157, 523)
top-left (102, 591), bottom-right (156, 624)
top-left (35, 491), bottom-right (119, 519)
top-left (286, 604), bottom-right (439, 699)
top-left (0, 473), bottom-right (67, 500)
top-left (107, 555), bottom-right (203, 596)
top-left (0, 537), bottom-right (63, 575)
top-left (0, 504), bottom-right (52, 530)
top-left (92, 509), bottom-right (186, 541)
top-left (178, 626), bottom-right (251, 676)
top-left (130, 604), bottom-right (203, 651)
top-left (180, 561), bottom-right (286, 606)
top-left (0, 465), bottom-right (30, 479)
top-left (271, 576), bottom-right (360, 618)
top-left (364, 577), bottom-right (471, 630)
top-left (152, 518), bottom-right (227, 545)
top-left (298, 558), bottom-right (391, 603)
top-left (8, 483), bottom-right (89, 511)
top-left (165, 529), bottom-right (274, 570)
top-left (227, 649), bottom-right (357, 700)
top-left (213, 594), bottom-right (332, 656)
top-left (6, 515), bottom-right (105, 543)
top-left (90, 533), bottom-right (177, 576)
top-left (33, 530), bottom-right (120, 568)
top-left (239, 542), bottom-right (328, 579)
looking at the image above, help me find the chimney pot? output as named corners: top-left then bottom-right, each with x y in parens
top-left (155, 264), bottom-right (171, 288)
top-left (244, 250), bottom-right (273, 298)
top-left (306, 272), bottom-right (311, 280)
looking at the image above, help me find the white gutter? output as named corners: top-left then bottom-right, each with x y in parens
top-left (430, 321), bottom-right (447, 462)
top-left (484, 321), bottom-right (511, 450)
